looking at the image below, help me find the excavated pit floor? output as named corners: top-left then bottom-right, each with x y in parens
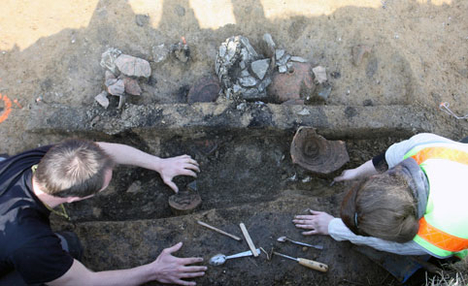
top-left (40, 101), bottom-right (448, 285)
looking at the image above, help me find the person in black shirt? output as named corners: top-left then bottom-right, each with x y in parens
top-left (0, 139), bottom-right (205, 286)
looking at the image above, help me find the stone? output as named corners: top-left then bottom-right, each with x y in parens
top-left (278, 65), bottom-right (288, 73)
top-left (152, 44), bottom-right (169, 63)
top-left (115, 54), bottom-right (151, 78)
top-left (240, 36), bottom-right (259, 59)
top-left (135, 14), bottom-right (149, 27)
top-left (218, 45), bottom-right (226, 58)
top-left (226, 40), bottom-right (238, 60)
top-left (105, 70), bottom-right (117, 87)
top-left (126, 180), bottom-right (142, 193)
top-left (122, 76), bottom-right (142, 95)
top-left (95, 91), bottom-right (109, 109)
top-left (275, 49), bottom-right (285, 61)
top-left (315, 82), bottom-right (332, 101)
top-left (100, 48), bottom-right (122, 74)
top-left (277, 54), bottom-right (291, 66)
top-left (239, 61), bottom-right (246, 69)
top-left (290, 56), bottom-right (308, 63)
top-left (233, 84), bottom-right (243, 93)
top-left (257, 77), bottom-right (272, 92)
top-left (241, 69), bottom-right (250, 77)
top-left (312, 66), bottom-right (327, 84)
top-left (263, 33), bottom-right (276, 56)
top-left (107, 78), bottom-right (125, 96)
top-left (251, 59), bottom-right (270, 80)
top-left (238, 76), bottom-right (258, 87)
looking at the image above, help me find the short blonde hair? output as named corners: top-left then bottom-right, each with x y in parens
top-left (35, 139), bottom-right (114, 198)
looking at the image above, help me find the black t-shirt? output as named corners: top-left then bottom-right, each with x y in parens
top-left (0, 146), bottom-right (74, 284)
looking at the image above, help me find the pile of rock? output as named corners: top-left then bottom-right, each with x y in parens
top-left (215, 34), bottom-right (331, 104)
top-left (95, 48), bottom-right (151, 109)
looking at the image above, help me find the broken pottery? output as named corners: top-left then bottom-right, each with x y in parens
top-left (187, 76), bottom-right (221, 103)
top-left (290, 127), bottom-right (349, 175)
top-left (168, 181), bottom-right (202, 215)
top-left (268, 62), bottom-right (315, 103)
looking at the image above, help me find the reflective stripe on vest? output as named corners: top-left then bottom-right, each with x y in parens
top-left (404, 143), bottom-right (468, 257)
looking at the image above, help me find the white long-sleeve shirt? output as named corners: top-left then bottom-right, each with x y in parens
top-left (327, 133), bottom-right (464, 258)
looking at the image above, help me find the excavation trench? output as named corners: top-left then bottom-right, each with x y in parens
top-left (33, 102), bottom-right (447, 285)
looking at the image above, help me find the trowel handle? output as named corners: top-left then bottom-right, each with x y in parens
top-left (298, 258), bottom-right (328, 272)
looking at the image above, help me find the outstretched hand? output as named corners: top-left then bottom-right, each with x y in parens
top-left (157, 155), bottom-right (200, 193)
top-left (151, 242), bottom-right (206, 286)
top-left (293, 210), bottom-right (334, 235)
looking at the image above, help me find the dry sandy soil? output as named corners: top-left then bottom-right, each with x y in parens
top-left (1, 0), bottom-right (467, 285)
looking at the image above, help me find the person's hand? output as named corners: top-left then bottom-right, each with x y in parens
top-left (157, 155), bottom-right (200, 193)
top-left (151, 242), bottom-right (206, 286)
top-left (333, 168), bottom-right (358, 182)
top-left (293, 210), bottom-right (335, 235)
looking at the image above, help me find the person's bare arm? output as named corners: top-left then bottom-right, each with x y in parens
top-left (97, 142), bottom-right (200, 192)
top-left (333, 159), bottom-right (378, 182)
top-left (47, 242), bottom-right (206, 286)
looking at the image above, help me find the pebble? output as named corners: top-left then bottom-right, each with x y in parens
top-left (135, 14), bottom-right (149, 27)
top-left (95, 91), bottom-right (109, 109)
top-left (312, 66), bottom-right (327, 84)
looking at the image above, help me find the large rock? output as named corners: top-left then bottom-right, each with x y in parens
top-left (115, 54), bottom-right (151, 78)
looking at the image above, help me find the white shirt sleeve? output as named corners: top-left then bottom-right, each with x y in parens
top-left (328, 218), bottom-right (433, 256)
top-left (385, 133), bottom-right (455, 168)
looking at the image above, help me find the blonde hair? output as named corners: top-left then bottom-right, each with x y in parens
top-left (340, 171), bottom-right (419, 242)
top-left (35, 139), bottom-right (114, 198)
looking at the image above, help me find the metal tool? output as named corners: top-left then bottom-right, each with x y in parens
top-left (209, 248), bottom-right (260, 266)
top-left (277, 236), bottom-right (323, 250)
top-left (273, 251), bottom-right (328, 272)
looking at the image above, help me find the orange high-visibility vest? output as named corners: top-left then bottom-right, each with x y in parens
top-left (404, 142), bottom-right (468, 258)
